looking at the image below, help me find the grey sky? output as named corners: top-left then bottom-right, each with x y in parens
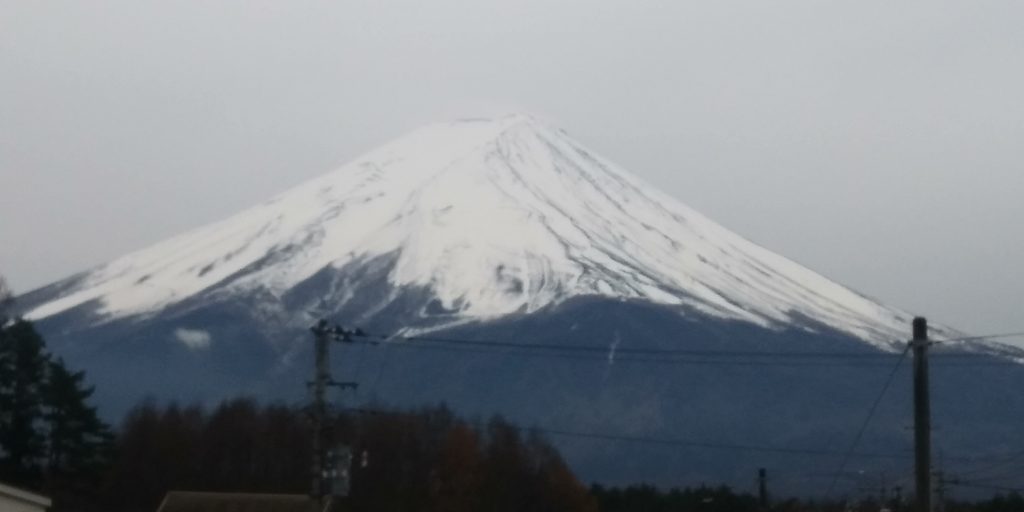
top-left (1, 1), bottom-right (1022, 334)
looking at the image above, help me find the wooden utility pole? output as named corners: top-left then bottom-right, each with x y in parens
top-left (912, 317), bottom-right (931, 512)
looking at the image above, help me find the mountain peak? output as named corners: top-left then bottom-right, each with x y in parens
top-left (448, 111), bottom-right (552, 127)
top-left (26, 117), bottom-right (921, 346)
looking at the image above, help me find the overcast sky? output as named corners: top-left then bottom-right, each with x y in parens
top-left (1, 1), bottom-right (1022, 334)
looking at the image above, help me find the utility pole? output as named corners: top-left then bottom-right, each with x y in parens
top-left (912, 317), bottom-right (931, 512)
top-left (758, 468), bottom-right (769, 511)
top-left (309, 319), bottom-right (359, 505)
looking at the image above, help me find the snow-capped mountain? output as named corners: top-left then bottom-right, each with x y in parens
top-left (19, 114), bottom-right (1024, 493)
top-left (26, 113), bottom-right (921, 346)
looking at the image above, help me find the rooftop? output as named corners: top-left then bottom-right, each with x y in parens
top-left (155, 491), bottom-right (330, 512)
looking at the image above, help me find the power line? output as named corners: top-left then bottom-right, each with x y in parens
top-left (360, 331), bottom-right (1020, 359)
top-left (341, 406), bottom-right (911, 460)
top-left (934, 331), bottom-right (1024, 343)
top-left (357, 339), bottom-right (898, 367)
top-left (950, 451), bottom-right (1024, 484)
top-left (351, 333), bottom-right (1021, 368)
top-left (825, 344), bottom-right (912, 498)
top-left (356, 332), bottom-right (908, 358)
top-left (348, 336), bottom-right (926, 463)
top-left (951, 450), bottom-right (1024, 478)
top-left (366, 337), bottom-right (1024, 368)
top-left (946, 480), bottom-right (1024, 494)
top-left (348, 331), bottom-right (1018, 471)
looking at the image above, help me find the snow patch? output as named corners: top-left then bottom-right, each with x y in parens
top-left (175, 328), bottom-right (212, 350)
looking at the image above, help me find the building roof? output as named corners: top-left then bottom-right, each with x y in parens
top-left (0, 481), bottom-right (52, 509)
top-left (155, 492), bottom-right (328, 512)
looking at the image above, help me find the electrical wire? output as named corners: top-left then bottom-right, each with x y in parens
top-left (341, 406), bottom-right (911, 460)
top-left (946, 481), bottom-right (1024, 494)
top-left (329, 324), bottom-right (1024, 481)
top-left (350, 332), bottom-right (1020, 368)
top-left (344, 333), bottom-right (1010, 470)
top-left (934, 331), bottom-right (1024, 343)
top-left (824, 344), bottom-right (912, 498)
top-left (391, 332), bottom-right (1008, 358)
top-left (950, 449), bottom-right (1024, 479)
top-left (344, 337), bottom-right (919, 462)
top-left (951, 453), bottom-right (1024, 485)
top-left (355, 332), bottom-right (909, 358)
top-left (354, 339), bottom-right (900, 367)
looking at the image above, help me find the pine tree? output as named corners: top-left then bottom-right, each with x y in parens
top-left (0, 319), bottom-right (49, 486)
top-left (42, 357), bottom-right (114, 484)
top-left (0, 315), bottom-right (114, 509)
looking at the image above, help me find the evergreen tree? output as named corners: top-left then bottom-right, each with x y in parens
top-left (0, 313), bottom-right (113, 510)
top-left (42, 358), bottom-right (114, 484)
top-left (0, 319), bottom-right (49, 485)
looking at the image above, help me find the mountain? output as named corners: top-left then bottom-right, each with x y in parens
top-left (20, 114), bottom-right (927, 342)
top-left (16, 114), bottom-right (1024, 495)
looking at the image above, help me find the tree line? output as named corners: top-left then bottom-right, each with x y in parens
top-left (102, 399), bottom-right (597, 512)
top-left (1, 276), bottom-right (596, 511)
top-left (1, 330), bottom-right (596, 511)
top-left (591, 483), bottom-right (760, 512)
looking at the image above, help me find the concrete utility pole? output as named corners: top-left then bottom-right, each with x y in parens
top-left (309, 319), bottom-right (359, 504)
top-left (912, 317), bottom-right (931, 512)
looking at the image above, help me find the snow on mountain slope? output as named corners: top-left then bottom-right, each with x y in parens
top-left (27, 114), bottom-right (919, 346)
